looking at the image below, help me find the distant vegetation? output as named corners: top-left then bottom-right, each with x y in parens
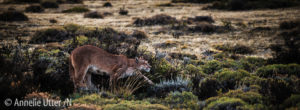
top-left (62, 6), bottom-right (90, 13)
top-left (172, 0), bottom-right (300, 10)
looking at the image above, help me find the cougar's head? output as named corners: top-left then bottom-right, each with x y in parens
top-left (135, 57), bottom-right (151, 72)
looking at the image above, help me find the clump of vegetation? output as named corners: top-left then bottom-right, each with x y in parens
top-left (193, 78), bottom-right (223, 100)
top-left (164, 91), bottom-right (199, 109)
top-left (131, 30), bottom-right (148, 39)
top-left (205, 0), bottom-right (300, 10)
top-left (49, 19), bottom-right (58, 23)
top-left (29, 27), bottom-right (68, 43)
top-left (63, 23), bottom-right (82, 33)
top-left (155, 40), bottom-right (179, 48)
top-left (41, 1), bottom-right (59, 8)
top-left (84, 11), bottom-right (104, 19)
top-left (256, 64), bottom-right (300, 78)
top-left (280, 94), bottom-right (300, 109)
top-left (25, 5), bottom-right (44, 13)
top-left (171, 0), bottom-right (216, 3)
top-left (3, 0), bottom-right (40, 3)
top-left (156, 2), bottom-right (174, 7)
top-left (214, 43), bottom-right (255, 54)
top-left (189, 22), bottom-right (216, 33)
top-left (65, 0), bottom-right (83, 4)
top-left (119, 7), bottom-right (128, 15)
top-left (204, 97), bottom-right (248, 110)
top-left (103, 2), bottom-right (113, 7)
top-left (201, 60), bottom-right (223, 74)
top-left (62, 6), bottom-right (90, 13)
top-left (133, 14), bottom-right (178, 26)
top-left (214, 69), bottom-right (250, 89)
top-left (0, 11), bottom-right (28, 22)
top-left (149, 77), bottom-right (190, 98)
top-left (169, 52), bottom-right (197, 60)
top-left (271, 20), bottom-right (300, 64)
top-left (187, 16), bottom-right (215, 24)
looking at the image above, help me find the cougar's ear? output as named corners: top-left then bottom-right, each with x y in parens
top-left (135, 57), bottom-right (139, 63)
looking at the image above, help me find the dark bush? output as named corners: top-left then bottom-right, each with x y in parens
top-left (201, 60), bottom-right (223, 74)
top-left (206, 0), bottom-right (300, 10)
top-left (62, 6), bottom-right (90, 13)
top-left (84, 11), bottom-right (104, 19)
top-left (119, 7), bottom-right (128, 15)
top-left (193, 78), bottom-right (223, 100)
top-left (25, 5), bottom-right (44, 13)
top-left (256, 64), bottom-right (300, 78)
top-left (169, 52), bottom-right (197, 60)
top-left (271, 21), bottom-right (300, 64)
top-left (103, 2), bottom-right (113, 7)
top-left (66, 0), bottom-right (83, 3)
top-left (133, 14), bottom-right (178, 26)
top-left (172, 0), bottom-right (218, 3)
top-left (0, 11), bottom-right (28, 22)
top-left (131, 30), bottom-right (148, 39)
top-left (204, 97), bottom-right (248, 110)
top-left (4, 0), bottom-right (40, 3)
top-left (49, 19), bottom-right (57, 23)
top-left (29, 27), bottom-right (69, 43)
top-left (187, 16), bottom-right (215, 23)
top-left (189, 22), bottom-right (216, 33)
top-left (280, 20), bottom-right (300, 30)
top-left (41, 1), bottom-right (59, 8)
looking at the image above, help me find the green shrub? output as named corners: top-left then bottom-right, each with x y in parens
top-left (214, 69), bottom-right (250, 89)
top-left (148, 58), bottom-right (181, 82)
top-left (41, 1), bottom-right (59, 8)
top-left (222, 90), bottom-right (263, 105)
top-left (280, 94), bottom-right (300, 109)
top-left (62, 6), bottom-right (90, 13)
top-left (256, 64), bottom-right (300, 78)
top-left (239, 57), bottom-right (267, 72)
top-left (201, 60), bottom-right (222, 74)
top-left (193, 77), bottom-right (223, 100)
top-left (29, 27), bottom-right (68, 43)
top-left (204, 97), bottom-right (247, 110)
top-left (0, 11), bottom-right (28, 22)
top-left (164, 91), bottom-right (199, 109)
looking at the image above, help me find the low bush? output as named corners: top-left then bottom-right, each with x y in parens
top-left (206, 0), bottom-right (300, 10)
top-left (84, 11), bottom-right (104, 19)
top-left (256, 64), bottom-right (300, 78)
top-left (149, 77), bottom-right (190, 98)
top-left (214, 69), bottom-right (250, 89)
top-left (187, 16), bottom-right (215, 24)
top-left (169, 52), bottom-right (197, 60)
top-left (164, 91), bottom-right (199, 109)
top-left (0, 11), bottom-right (28, 22)
top-left (221, 90), bottom-right (263, 105)
top-left (189, 22), bottom-right (216, 33)
top-left (29, 27), bottom-right (68, 43)
top-left (171, 0), bottom-right (217, 3)
top-left (271, 20), bottom-right (300, 64)
top-left (25, 5), bottom-right (44, 13)
top-left (103, 2), bottom-right (113, 7)
top-left (133, 14), bottom-right (178, 26)
top-left (41, 1), bottom-right (59, 8)
top-left (66, 0), bottom-right (83, 4)
top-left (63, 23), bottom-right (82, 33)
top-left (119, 7), bottom-right (128, 15)
top-left (280, 94), bottom-right (300, 109)
top-left (214, 43), bottom-right (254, 54)
top-left (62, 6), bottom-right (90, 13)
top-left (131, 30), bottom-right (148, 39)
top-left (193, 77), bottom-right (223, 100)
top-left (3, 0), bottom-right (40, 3)
top-left (201, 60), bottom-right (223, 74)
top-left (204, 97), bottom-right (248, 110)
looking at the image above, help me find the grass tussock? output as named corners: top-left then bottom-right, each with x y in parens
top-left (214, 43), bottom-right (255, 54)
top-left (0, 11), bottom-right (28, 22)
top-left (133, 14), bottom-right (178, 26)
top-left (84, 11), bottom-right (104, 19)
top-left (62, 6), bottom-right (90, 13)
top-left (41, 1), bottom-right (59, 8)
top-left (119, 7), bottom-right (128, 15)
top-left (25, 5), bottom-right (44, 13)
top-left (103, 2), bottom-right (113, 7)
